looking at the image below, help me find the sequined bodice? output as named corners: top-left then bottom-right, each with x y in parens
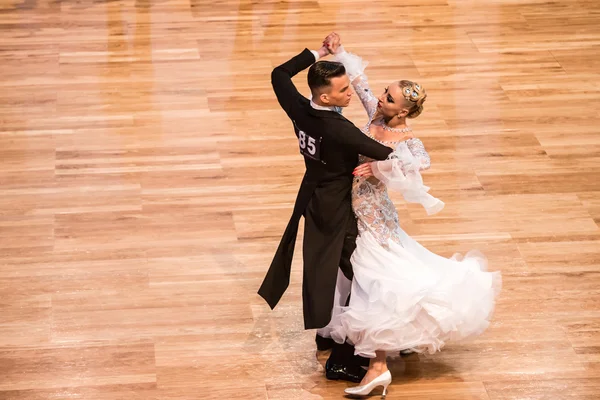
top-left (350, 76), bottom-right (430, 247)
top-left (353, 140), bottom-right (426, 248)
top-left (329, 48), bottom-right (434, 246)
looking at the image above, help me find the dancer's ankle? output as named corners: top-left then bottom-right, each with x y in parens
top-left (368, 361), bottom-right (388, 373)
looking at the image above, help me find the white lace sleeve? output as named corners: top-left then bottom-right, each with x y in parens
top-left (407, 138), bottom-right (431, 170)
top-left (333, 47), bottom-right (378, 118)
top-left (370, 144), bottom-right (444, 215)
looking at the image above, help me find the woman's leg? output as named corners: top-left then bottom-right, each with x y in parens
top-left (360, 350), bottom-right (388, 385)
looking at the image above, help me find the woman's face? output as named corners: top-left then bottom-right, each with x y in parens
top-left (377, 81), bottom-right (410, 119)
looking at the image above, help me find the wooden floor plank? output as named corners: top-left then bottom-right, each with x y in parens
top-left (1, 0), bottom-right (599, 398)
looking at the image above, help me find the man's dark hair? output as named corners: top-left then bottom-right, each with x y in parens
top-left (307, 61), bottom-right (346, 92)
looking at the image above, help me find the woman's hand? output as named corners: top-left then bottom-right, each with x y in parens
top-left (353, 162), bottom-right (374, 178)
top-left (323, 32), bottom-right (343, 55)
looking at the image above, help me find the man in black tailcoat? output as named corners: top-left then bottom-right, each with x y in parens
top-left (258, 35), bottom-right (393, 382)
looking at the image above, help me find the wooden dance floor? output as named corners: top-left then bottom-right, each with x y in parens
top-left (1, 0), bottom-right (599, 398)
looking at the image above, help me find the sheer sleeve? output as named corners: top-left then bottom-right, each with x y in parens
top-left (333, 47), bottom-right (378, 118)
top-left (370, 144), bottom-right (444, 215)
top-left (407, 138), bottom-right (431, 170)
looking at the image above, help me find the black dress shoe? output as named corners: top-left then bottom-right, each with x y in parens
top-left (315, 334), bottom-right (334, 351)
top-left (325, 358), bottom-right (367, 383)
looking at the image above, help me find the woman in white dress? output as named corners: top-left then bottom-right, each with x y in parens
top-left (322, 34), bottom-right (502, 397)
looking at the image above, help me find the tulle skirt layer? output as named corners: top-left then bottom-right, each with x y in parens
top-left (330, 230), bottom-right (501, 358)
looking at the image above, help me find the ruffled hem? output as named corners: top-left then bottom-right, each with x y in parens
top-left (333, 47), bottom-right (368, 82)
top-left (329, 231), bottom-right (502, 358)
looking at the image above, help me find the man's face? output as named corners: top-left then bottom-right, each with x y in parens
top-left (321, 74), bottom-right (353, 107)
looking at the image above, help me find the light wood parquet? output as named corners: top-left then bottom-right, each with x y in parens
top-left (1, 0), bottom-right (600, 399)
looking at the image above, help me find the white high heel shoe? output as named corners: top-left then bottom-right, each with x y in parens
top-left (344, 370), bottom-right (392, 397)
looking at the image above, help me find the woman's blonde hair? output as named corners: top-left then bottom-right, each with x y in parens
top-left (398, 80), bottom-right (426, 118)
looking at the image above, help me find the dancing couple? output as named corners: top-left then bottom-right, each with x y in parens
top-left (258, 32), bottom-right (501, 397)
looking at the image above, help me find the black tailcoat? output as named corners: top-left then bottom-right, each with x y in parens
top-left (258, 49), bottom-right (392, 329)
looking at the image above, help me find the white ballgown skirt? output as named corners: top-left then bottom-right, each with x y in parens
top-left (329, 228), bottom-right (501, 358)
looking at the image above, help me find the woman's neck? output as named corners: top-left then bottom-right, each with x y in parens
top-left (382, 115), bottom-right (408, 129)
